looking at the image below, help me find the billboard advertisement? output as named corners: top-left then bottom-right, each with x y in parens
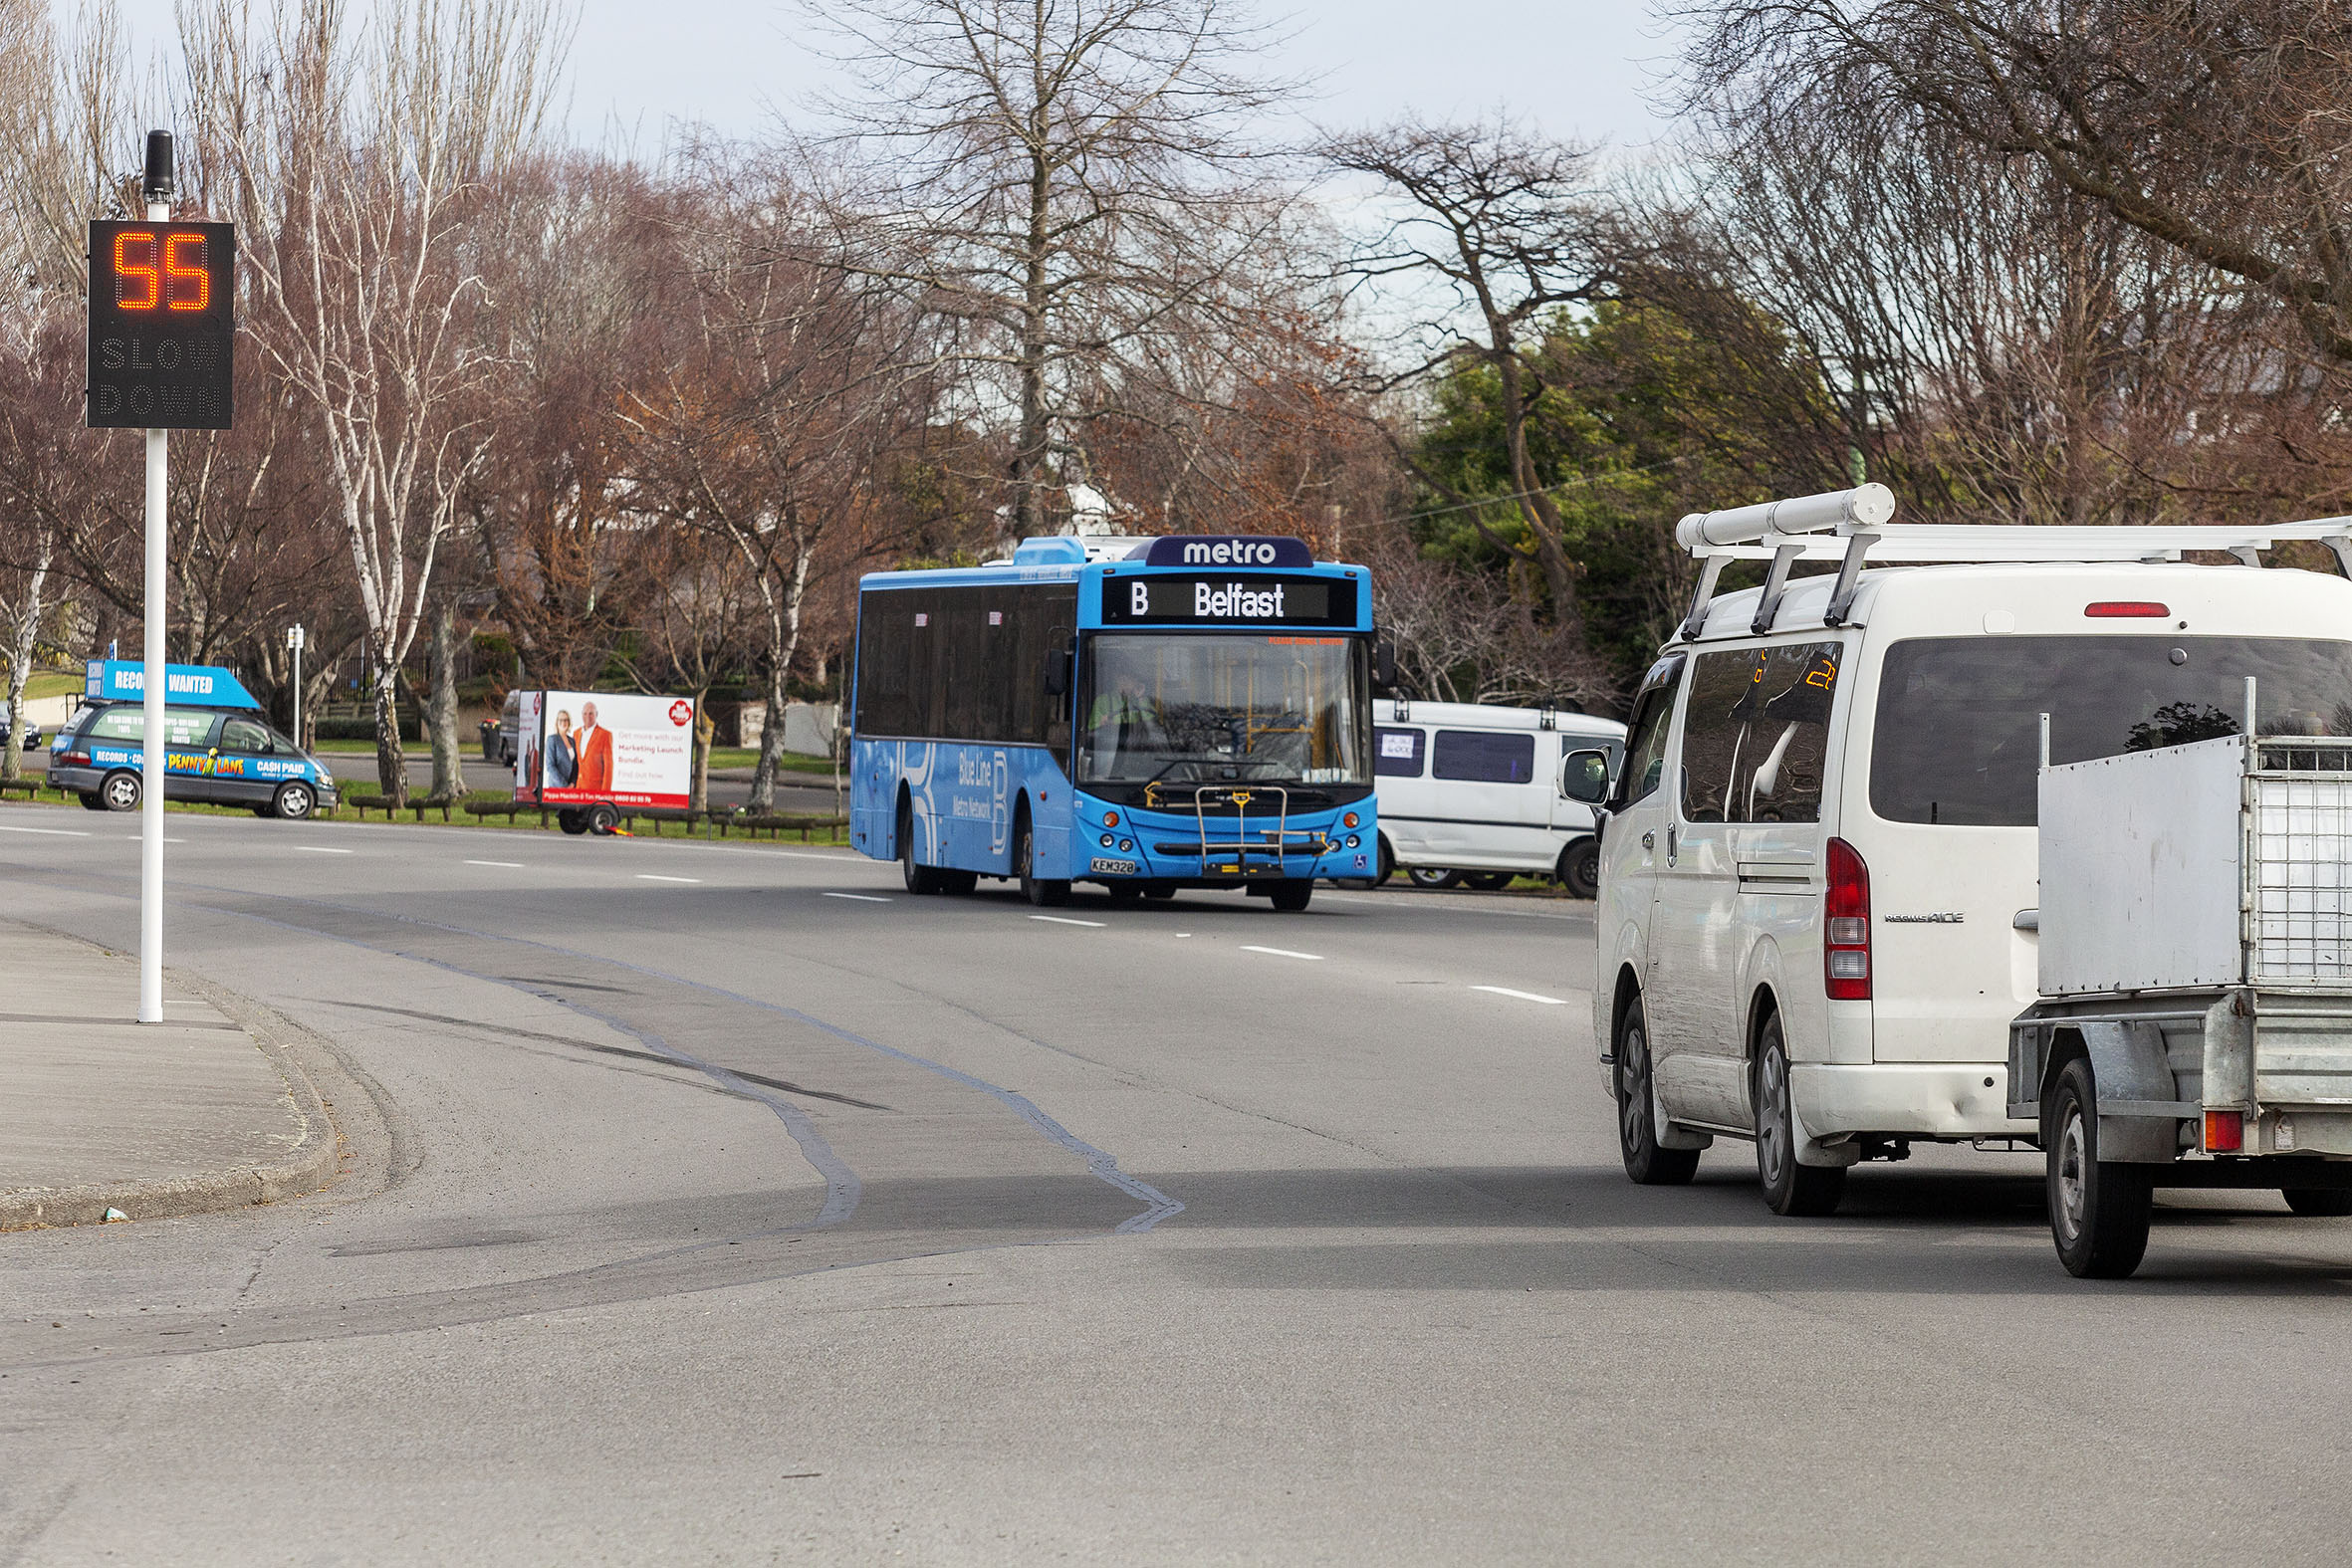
top-left (515, 691), bottom-right (695, 808)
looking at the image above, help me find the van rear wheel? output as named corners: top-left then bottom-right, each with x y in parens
top-left (1616, 997), bottom-right (1699, 1186)
top-left (1557, 839), bottom-right (1599, 899)
top-left (1407, 867), bottom-right (1461, 890)
top-left (99, 771), bottom-right (140, 811)
top-left (1754, 1014), bottom-right (1844, 1217)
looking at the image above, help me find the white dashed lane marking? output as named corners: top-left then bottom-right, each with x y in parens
top-left (635, 874), bottom-right (701, 884)
top-left (1472, 985), bottom-right (1569, 1006)
top-left (464, 860), bottom-right (525, 868)
top-left (293, 845), bottom-right (353, 854)
top-left (0, 824), bottom-right (91, 836)
top-left (1031, 915), bottom-right (1106, 928)
top-left (1241, 945), bottom-right (1323, 961)
top-left (823, 892), bottom-right (891, 903)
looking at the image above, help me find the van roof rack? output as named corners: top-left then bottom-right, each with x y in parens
top-left (1674, 484), bottom-right (2352, 641)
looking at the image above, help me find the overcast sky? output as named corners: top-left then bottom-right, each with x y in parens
top-left (93, 0), bottom-right (1683, 157)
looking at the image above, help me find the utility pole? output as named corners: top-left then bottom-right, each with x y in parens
top-left (137, 134), bottom-right (171, 1025)
top-left (88, 129), bottom-right (236, 1023)
top-left (287, 622), bottom-right (306, 746)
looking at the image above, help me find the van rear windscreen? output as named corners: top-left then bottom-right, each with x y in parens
top-left (1871, 635), bottom-right (2352, 826)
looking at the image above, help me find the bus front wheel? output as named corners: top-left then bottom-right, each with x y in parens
top-left (1017, 816), bottom-right (1069, 907)
top-left (1269, 880), bottom-right (1313, 912)
top-left (898, 801), bottom-right (942, 893)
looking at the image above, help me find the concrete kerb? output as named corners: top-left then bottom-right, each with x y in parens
top-left (0, 944), bottom-right (347, 1232)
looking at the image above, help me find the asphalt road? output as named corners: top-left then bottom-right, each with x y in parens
top-left (3, 805), bottom-right (2351, 1565)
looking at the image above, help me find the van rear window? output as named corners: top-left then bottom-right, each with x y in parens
top-left (1871, 635), bottom-right (2352, 826)
top-left (1374, 727), bottom-right (1425, 777)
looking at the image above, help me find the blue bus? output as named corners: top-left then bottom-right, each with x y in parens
top-left (849, 535), bottom-right (1379, 911)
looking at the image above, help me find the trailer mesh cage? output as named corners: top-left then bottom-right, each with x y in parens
top-left (2254, 739), bottom-right (2352, 983)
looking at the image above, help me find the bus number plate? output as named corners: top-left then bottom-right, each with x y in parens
top-left (1090, 857), bottom-right (1137, 875)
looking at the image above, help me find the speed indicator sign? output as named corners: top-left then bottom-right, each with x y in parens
top-left (87, 219), bottom-right (235, 429)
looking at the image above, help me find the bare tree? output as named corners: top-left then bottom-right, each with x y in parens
top-left (1318, 117), bottom-right (1618, 630)
top-left (1675, 2), bottom-right (2352, 375)
top-left (184, 0), bottom-right (564, 804)
top-left (626, 158), bottom-right (937, 810)
top-left (814, 0), bottom-right (1297, 536)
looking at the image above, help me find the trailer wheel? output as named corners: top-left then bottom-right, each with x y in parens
top-left (1754, 1013), bottom-right (1844, 1217)
top-left (2281, 1188), bottom-right (2352, 1217)
top-left (2045, 1057), bottom-right (2152, 1278)
top-left (1616, 995), bottom-right (1699, 1186)
top-left (558, 808), bottom-right (588, 834)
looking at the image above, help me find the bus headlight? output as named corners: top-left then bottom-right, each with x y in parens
top-left (1346, 834), bottom-right (1360, 848)
top-left (1099, 833), bottom-right (1115, 847)
top-left (1118, 839), bottom-right (1132, 852)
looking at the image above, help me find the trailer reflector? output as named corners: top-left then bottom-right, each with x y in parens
top-left (2204, 1110), bottom-right (2244, 1153)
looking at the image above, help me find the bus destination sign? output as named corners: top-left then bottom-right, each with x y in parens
top-left (1101, 573), bottom-right (1357, 627)
top-left (87, 219), bottom-right (236, 430)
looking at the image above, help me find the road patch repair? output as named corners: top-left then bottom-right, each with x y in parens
top-left (0, 921), bottom-right (340, 1230)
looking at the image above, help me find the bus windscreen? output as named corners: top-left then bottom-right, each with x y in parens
top-left (1078, 632), bottom-right (1369, 787)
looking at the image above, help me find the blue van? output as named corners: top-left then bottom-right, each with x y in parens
top-left (48, 661), bottom-right (339, 819)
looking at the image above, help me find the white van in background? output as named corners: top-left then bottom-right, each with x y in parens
top-left (1598, 484), bottom-right (2352, 1218)
top-left (1372, 698), bottom-right (1625, 897)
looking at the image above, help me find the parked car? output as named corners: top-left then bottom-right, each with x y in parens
top-left (0, 716), bottom-right (43, 750)
top-left (1597, 483), bottom-right (2352, 1219)
top-left (1369, 698), bottom-right (1624, 897)
top-left (481, 689), bottom-right (522, 767)
top-left (49, 661), bottom-right (338, 819)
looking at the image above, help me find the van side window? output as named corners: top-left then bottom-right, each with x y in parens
top-left (1433, 730), bottom-right (1533, 783)
top-left (1374, 727), bottom-right (1425, 777)
top-left (219, 717), bottom-right (271, 753)
top-left (1613, 667), bottom-right (1683, 808)
top-left (1681, 642), bottom-right (1840, 824)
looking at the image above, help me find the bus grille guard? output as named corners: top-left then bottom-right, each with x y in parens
top-left (1143, 783), bottom-right (1330, 876)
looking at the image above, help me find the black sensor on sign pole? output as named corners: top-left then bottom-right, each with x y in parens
top-left (87, 130), bottom-right (235, 1023)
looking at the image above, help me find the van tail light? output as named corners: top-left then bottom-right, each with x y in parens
top-left (2084, 601), bottom-right (2170, 618)
top-left (2204, 1110), bottom-right (2244, 1154)
top-left (1825, 836), bottom-right (1871, 1001)
top-left (60, 751), bottom-right (90, 767)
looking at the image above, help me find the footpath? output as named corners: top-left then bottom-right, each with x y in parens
top-left (0, 921), bottom-right (340, 1230)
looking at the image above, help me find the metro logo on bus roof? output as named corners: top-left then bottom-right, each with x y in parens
top-left (1141, 536), bottom-right (1313, 568)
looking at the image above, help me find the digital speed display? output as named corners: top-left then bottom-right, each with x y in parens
top-left (1100, 573), bottom-right (1357, 627)
top-left (87, 220), bottom-right (236, 430)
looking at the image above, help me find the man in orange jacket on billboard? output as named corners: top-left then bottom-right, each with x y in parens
top-left (576, 701), bottom-right (614, 793)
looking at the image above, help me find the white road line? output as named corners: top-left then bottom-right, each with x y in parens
top-left (464, 859), bottom-right (525, 868)
top-left (293, 845), bottom-right (353, 854)
top-left (1472, 985), bottom-right (1569, 1006)
top-left (1242, 944), bottom-right (1323, 961)
top-left (823, 891), bottom-right (891, 903)
top-left (1031, 914), bottom-right (1105, 928)
top-left (0, 824), bottom-right (92, 836)
top-left (635, 873), bottom-right (701, 884)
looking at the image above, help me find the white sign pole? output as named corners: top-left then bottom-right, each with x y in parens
top-left (137, 189), bottom-right (168, 1025)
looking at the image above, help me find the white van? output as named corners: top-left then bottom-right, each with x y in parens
top-left (1592, 486), bottom-right (2352, 1216)
top-left (1372, 698), bottom-right (1625, 896)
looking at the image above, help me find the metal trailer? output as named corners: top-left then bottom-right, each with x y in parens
top-left (2009, 727), bottom-right (2352, 1277)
